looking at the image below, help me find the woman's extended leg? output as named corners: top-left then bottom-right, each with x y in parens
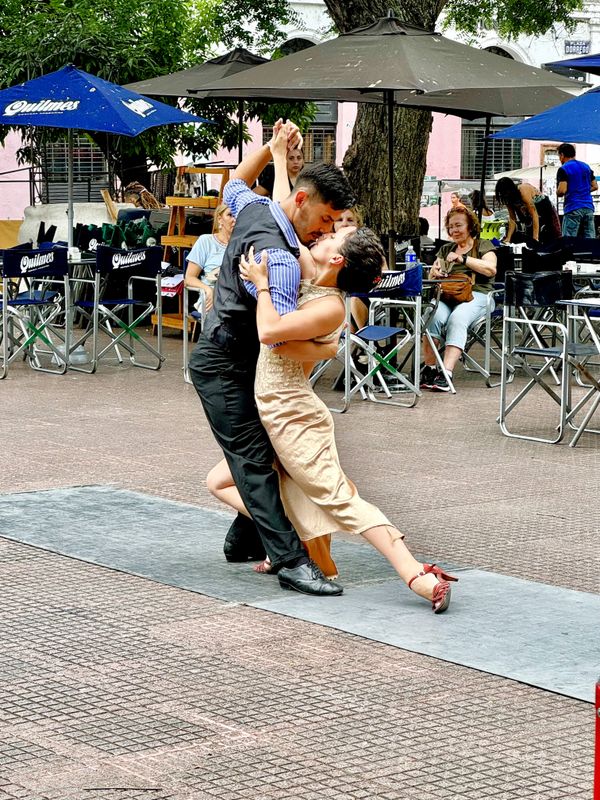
top-left (207, 459), bottom-right (338, 577)
top-left (206, 459), bottom-right (249, 517)
top-left (361, 525), bottom-right (457, 613)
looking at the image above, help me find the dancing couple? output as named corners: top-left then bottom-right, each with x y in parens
top-left (189, 121), bottom-right (457, 612)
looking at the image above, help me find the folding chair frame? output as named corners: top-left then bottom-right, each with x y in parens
top-left (1, 248), bottom-right (70, 379)
top-left (70, 246), bottom-right (164, 374)
top-left (182, 284), bottom-right (204, 384)
top-left (312, 267), bottom-right (424, 412)
top-left (499, 304), bottom-right (599, 446)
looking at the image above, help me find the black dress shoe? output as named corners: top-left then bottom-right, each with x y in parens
top-left (277, 561), bottom-right (343, 596)
top-left (223, 514), bottom-right (266, 563)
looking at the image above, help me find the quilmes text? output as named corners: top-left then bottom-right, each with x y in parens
top-left (111, 251), bottom-right (147, 269)
top-left (3, 99), bottom-right (80, 116)
top-left (20, 252), bottom-right (55, 272)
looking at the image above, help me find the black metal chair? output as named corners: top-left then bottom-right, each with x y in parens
top-left (498, 270), bottom-right (598, 445)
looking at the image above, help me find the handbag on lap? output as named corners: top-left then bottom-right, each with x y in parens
top-left (439, 239), bottom-right (481, 305)
top-left (439, 272), bottom-right (474, 304)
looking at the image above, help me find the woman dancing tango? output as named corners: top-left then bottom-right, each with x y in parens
top-left (207, 130), bottom-right (458, 613)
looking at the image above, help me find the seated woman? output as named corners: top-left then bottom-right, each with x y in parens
top-left (420, 206), bottom-right (497, 393)
top-left (333, 205), bottom-right (372, 330)
top-left (205, 128), bottom-right (458, 614)
top-left (494, 177), bottom-right (560, 244)
top-left (184, 204), bottom-right (234, 312)
top-left (254, 147), bottom-right (305, 197)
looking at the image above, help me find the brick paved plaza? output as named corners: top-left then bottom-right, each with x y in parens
top-left (0, 333), bottom-right (597, 799)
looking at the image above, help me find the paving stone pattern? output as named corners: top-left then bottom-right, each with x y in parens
top-left (0, 335), bottom-right (598, 798)
top-left (0, 537), bottom-right (592, 799)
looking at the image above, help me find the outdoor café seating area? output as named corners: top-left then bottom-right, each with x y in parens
top-left (2, 230), bottom-right (599, 449)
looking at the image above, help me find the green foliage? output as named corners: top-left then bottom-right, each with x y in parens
top-left (0, 0), bottom-right (314, 178)
top-left (443, 0), bottom-right (582, 39)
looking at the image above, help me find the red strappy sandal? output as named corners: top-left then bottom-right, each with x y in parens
top-left (253, 558), bottom-right (273, 574)
top-left (408, 563), bottom-right (458, 614)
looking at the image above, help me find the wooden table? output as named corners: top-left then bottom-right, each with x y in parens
top-left (158, 166), bottom-right (230, 333)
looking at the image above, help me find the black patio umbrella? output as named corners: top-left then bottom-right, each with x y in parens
top-left (125, 48), bottom-right (269, 160)
top-left (194, 16), bottom-right (576, 264)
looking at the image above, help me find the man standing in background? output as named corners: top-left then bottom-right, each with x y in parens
top-left (556, 142), bottom-right (598, 238)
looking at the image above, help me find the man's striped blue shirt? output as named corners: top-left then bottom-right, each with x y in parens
top-left (224, 178), bottom-right (300, 317)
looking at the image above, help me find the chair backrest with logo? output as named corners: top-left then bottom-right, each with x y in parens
top-left (365, 265), bottom-right (423, 300)
top-left (95, 245), bottom-right (162, 301)
top-left (2, 246), bottom-right (68, 280)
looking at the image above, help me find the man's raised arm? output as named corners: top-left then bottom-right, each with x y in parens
top-left (232, 119), bottom-right (302, 188)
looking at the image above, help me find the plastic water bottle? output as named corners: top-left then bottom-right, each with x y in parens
top-left (405, 244), bottom-right (417, 268)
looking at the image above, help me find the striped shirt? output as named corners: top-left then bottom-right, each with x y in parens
top-left (224, 178), bottom-right (300, 317)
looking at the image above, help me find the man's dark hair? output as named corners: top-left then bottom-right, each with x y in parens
top-left (337, 227), bottom-right (386, 294)
top-left (294, 163), bottom-right (354, 211)
top-left (419, 216), bottom-right (430, 235)
top-left (558, 143), bottom-right (576, 158)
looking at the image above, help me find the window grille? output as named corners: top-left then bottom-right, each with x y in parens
top-left (41, 135), bottom-right (109, 203)
top-left (262, 125), bottom-right (337, 163)
top-left (461, 122), bottom-right (522, 180)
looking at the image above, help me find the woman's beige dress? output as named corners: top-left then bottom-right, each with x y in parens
top-left (255, 280), bottom-right (397, 544)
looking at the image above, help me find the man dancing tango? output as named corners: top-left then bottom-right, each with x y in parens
top-left (189, 121), bottom-right (354, 596)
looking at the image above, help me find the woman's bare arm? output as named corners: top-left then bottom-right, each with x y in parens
top-left (274, 338), bottom-right (339, 361)
top-left (520, 185), bottom-right (540, 240)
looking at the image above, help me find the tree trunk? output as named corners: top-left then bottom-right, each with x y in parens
top-left (324, 0), bottom-right (444, 239)
top-left (90, 133), bottom-right (153, 198)
top-left (342, 104), bottom-right (432, 238)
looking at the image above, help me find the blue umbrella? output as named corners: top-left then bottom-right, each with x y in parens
top-left (0, 65), bottom-right (212, 247)
top-left (546, 53), bottom-right (600, 74)
top-left (490, 85), bottom-right (600, 145)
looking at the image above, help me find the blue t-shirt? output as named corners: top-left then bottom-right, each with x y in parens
top-left (557, 160), bottom-right (595, 213)
top-left (185, 234), bottom-right (226, 287)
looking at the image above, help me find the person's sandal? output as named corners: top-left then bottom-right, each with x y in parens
top-left (253, 558), bottom-right (273, 574)
top-left (408, 563), bottom-right (458, 613)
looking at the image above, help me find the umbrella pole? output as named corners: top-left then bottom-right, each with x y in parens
top-left (237, 100), bottom-right (244, 164)
top-left (438, 179), bottom-right (442, 238)
top-left (67, 129), bottom-right (74, 250)
top-left (477, 115), bottom-right (491, 225)
top-left (385, 89), bottom-right (396, 268)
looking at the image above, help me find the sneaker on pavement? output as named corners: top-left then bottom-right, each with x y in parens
top-left (431, 371), bottom-right (452, 392)
top-left (420, 364), bottom-right (437, 389)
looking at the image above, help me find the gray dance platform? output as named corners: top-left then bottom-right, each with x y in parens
top-left (1, 486), bottom-right (597, 703)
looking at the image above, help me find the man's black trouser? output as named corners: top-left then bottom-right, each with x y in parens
top-left (189, 334), bottom-right (306, 570)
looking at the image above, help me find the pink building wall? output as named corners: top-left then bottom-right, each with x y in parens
top-left (0, 131), bottom-right (30, 219)
top-left (2, 103), bottom-right (596, 231)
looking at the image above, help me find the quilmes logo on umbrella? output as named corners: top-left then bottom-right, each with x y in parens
top-left (120, 98), bottom-right (157, 118)
top-left (3, 99), bottom-right (80, 116)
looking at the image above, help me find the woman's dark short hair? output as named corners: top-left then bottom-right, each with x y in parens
top-left (444, 207), bottom-right (480, 238)
top-left (295, 163), bottom-right (354, 211)
top-left (337, 227), bottom-right (386, 294)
